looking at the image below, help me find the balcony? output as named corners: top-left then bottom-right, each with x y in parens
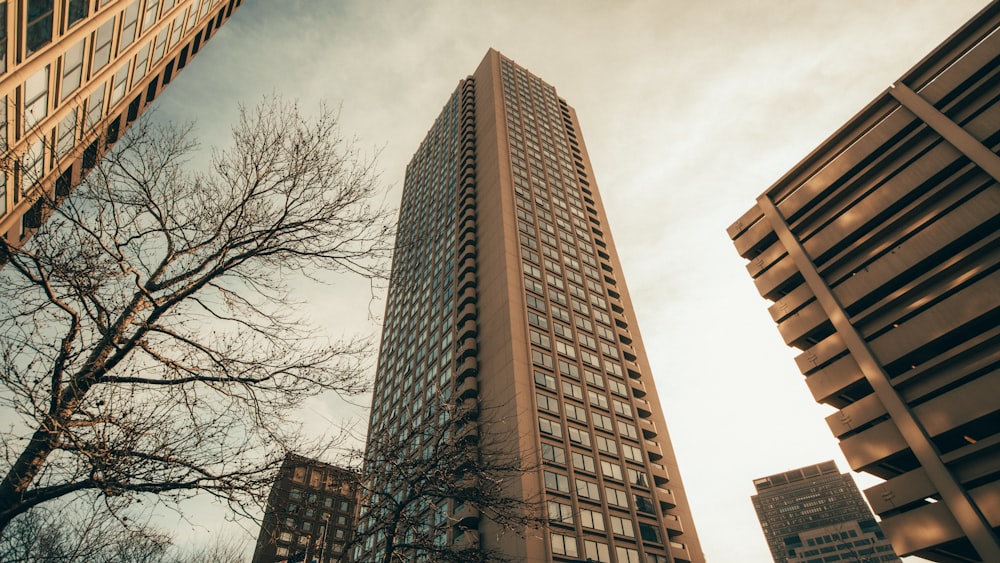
top-left (457, 285), bottom-right (477, 307)
top-left (670, 540), bottom-right (692, 562)
top-left (651, 462), bottom-right (670, 485)
top-left (640, 418), bottom-right (657, 439)
top-left (456, 396), bottom-right (479, 420)
top-left (645, 440), bottom-right (663, 461)
top-left (453, 502), bottom-right (480, 528)
top-left (456, 356), bottom-right (477, 381)
top-left (457, 302), bottom-right (477, 324)
top-left (634, 398), bottom-right (652, 418)
top-left (457, 318), bottom-right (478, 341)
top-left (456, 377), bottom-right (478, 399)
top-left (453, 528), bottom-right (480, 550)
top-left (630, 378), bottom-right (646, 397)
top-left (455, 423), bottom-right (479, 445)
top-left (663, 512), bottom-right (684, 536)
top-left (456, 340), bottom-right (477, 361)
top-left (657, 487), bottom-right (677, 510)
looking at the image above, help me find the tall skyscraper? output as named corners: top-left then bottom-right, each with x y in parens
top-left (252, 454), bottom-right (358, 563)
top-left (358, 49), bottom-right (704, 562)
top-left (728, 3), bottom-right (1000, 562)
top-left (0, 0), bottom-right (242, 245)
top-left (751, 460), bottom-right (900, 563)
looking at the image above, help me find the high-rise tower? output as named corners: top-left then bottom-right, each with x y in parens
top-left (0, 0), bottom-right (242, 245)
top-left (751, 461), bottom-right (900, 563)
top-left (728, 4), bottom-right (1000, 562)
top-left (358, 49), bottom-right (703, 562)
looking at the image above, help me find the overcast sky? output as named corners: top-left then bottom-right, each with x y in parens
top-left (154, 1), bottom-right (992, 560)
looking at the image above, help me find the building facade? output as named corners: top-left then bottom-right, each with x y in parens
top-left (357, 49), bottom-right (703, 562)
top-left (0, 0), bottom-right (242, 245)
top-left (728, 3), bottom-right (1000, 561)
top-left (252, 454), bottom-right (359, 563)
top-left (751, 460), bottom-right (900, 563)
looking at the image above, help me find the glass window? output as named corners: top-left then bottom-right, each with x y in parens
top-left (543, 470), bottom-right (569, 493)
top-left (595, 435), bottom-right (617, 455)
top-left (538, 417), bottom-right (561, 437)
top-left (185, 1), bottom-right (199, 31)
top-left (547, 501), bottom-right (573, 524)
top-left (540, 443), bottom-right (565, 464)
top-left (616, 546), bottom-right (641, 563)
top-left (109, 62), bottom-right (129, 105)
top-left (601, 460), bottom-right (623, 481)
top-left (60, 39), bottom-right (85, 100)
top-left (639, 522), bottom-right (660, 542)
top-left (0, 94), bottom-right (8, 151)
top-left (627, 468), bottom-right (649, 488)
top-left (579, 509), bottom-right (605, 531)
top-left (21, 139), bottom-right (44, 190)
top-left (26, 0), bottom-right (54, 56)
top-left (584, 540), bottom-right (611, 563)
top-left (85, 83), bottom-right (105, 129)
top-left (66, 0), bottom-right (88, 28)
top-left (56, 109), bottom-right (76, 158)
top-left (142, 0), bottom-right (160, 31)
top-left (572, 451), bottom-right (595, 472)
top-left (550, 533), bottom-right (578, 557)
top-left (610, 515), bottom-right (634, 537)
top-left (169, 9), bottom-right (186, 47)
top-left (118, 1), bottom-right (140, 52)
top-left (0, 3), bottom-right (7, 74)
top-left (23, 65), bottom-right (49, 131)
top-left (151, 27), bottom-right (169, 62)
top-left (0, 170), bottom-right (7, 217)
top-left (133, 41), bottom-right (151, 81)
top-left (575, 478), bottom-right (600, 500)
top-left (91, 18), bottom-right (115, 74)
top-left (606, 487), bottom-right (629, 508)
top-left (567, 426), bottom-right (590, 447)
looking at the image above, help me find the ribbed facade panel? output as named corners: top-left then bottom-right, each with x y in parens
top-left (729, 4), bottom-right (1000, 561)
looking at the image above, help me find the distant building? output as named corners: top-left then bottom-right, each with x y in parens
top-left (751, 461), bottom-right (900, 563)
top-left (252, 454), bottom-right (358, 563)
top-left (728, 3), bottom-right (1000, 561)
top-left (0, 0), bottom-right (242, 245)
top-left (355, 49), bottom-right (704, 562)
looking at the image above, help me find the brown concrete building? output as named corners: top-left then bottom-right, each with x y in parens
top-left (0, 0), bottom-right (242, 245)
top-left (252, 454), bottom-right (359, 563)
top-left (728, 3), bottom-right (1000, 561)
top-left (752, 460), bottom-right (900, 563)
top-left (357, 49), bottom-right (703, 562)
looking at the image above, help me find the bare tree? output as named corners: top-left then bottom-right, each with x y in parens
top-left (0, 496), bottom-right (172, 562)
top-left (0, 98), bottom-right (393, 536)
top-left (346, 399), bottom-right (547, 563)
top-left (166, 531), bottom-right (249, 563)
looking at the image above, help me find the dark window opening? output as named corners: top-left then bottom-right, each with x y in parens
top-left (26, 0), bottom-right (54, 57)
top-left (55, 166), bottom-right (72, 197)
top-left (105, 116), bottom-right (120, 146)
top-left (146, 76), bottom-right (159, 103)
top-left (162, 60), bottom-right (174, 84)
top-left (127, 95), bottom-right (140, 122)
top-left (82, 140), bottom-right (98, 170)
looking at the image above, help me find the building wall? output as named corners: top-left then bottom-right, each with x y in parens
top-left (729, 4), bottom-right (1000, 561)
top-left (252, 454), bottom-right (359, 563)
top-left (0, 0), bottom-right (242, 245)
top-left (360, 48), bottom-right (704, 563)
